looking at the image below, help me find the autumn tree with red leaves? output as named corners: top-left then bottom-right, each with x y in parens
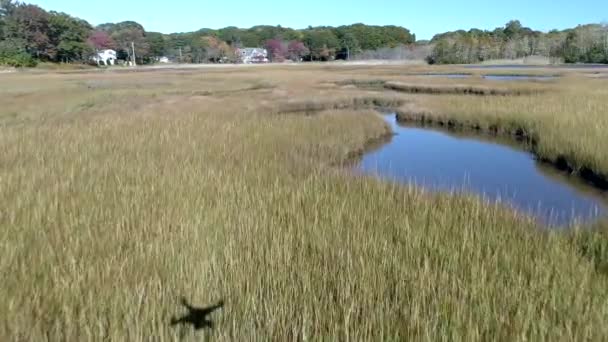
top-left (264, 38), bottom-right (287, 62)
top-left (287, 41), bottom-right (309, 61)
top-left (88, 30), bottom-right (115, 51)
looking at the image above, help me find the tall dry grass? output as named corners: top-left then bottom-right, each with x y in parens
top-left (0, 65), bottom-right (607, 340)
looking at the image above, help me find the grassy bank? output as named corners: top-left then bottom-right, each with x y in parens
top-left (336, 78), bottom-right (546, 96)
top-left (1, 65), bottom-right (607, 340)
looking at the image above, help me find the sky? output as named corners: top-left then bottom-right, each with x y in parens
top-left (32, 0), bottom-right (607, 40)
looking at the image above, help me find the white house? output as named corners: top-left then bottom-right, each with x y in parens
top-left (237, 48), bottom-right (268, 64)
top-left (93, 49), bottom-right (117, 66)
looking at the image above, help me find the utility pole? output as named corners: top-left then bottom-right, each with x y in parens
top-left (131, 41), bottom-right (136, 66)
top-left (179, 47), bottom-right (183, 63)
top-left (346, 46), bottom-right (350, 61)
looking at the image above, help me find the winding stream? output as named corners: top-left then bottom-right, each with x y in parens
top-left (357, 114), bottom-right (608, 226)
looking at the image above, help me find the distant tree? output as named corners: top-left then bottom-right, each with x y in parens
top-left (380, 25), bottom-right (415, 47)
top-left (219, 40), bottom-right (237, 63)
top-left (190, 35), bottom-right (209, 63)
top-left (55, 40), bottom-right (92, 62)
top-left (561, 31), bottom-right (580, 63)
top-left (145, 32), bottom-right (166, 57)
top-left (265, 38), bottom-right (287, 62)
top-left (303, 29), bottom-right (339, 61)
top-left (88, 30), bottom-right (115, 50)
top-left (201, 36), bottom-right (235, 63)
top-left (336, 32), bottom-right (360, 60)
top-left (287, 40), bottom-right (309, 61)
top-left (335, 24), bottom-right (414, 52)
top-left (426, 39), bottom-right (451, 64)
top-left (48, 12), bottom-right (92, 62)
top-left (164, 31), bottom-right (195, 61)
top-left (106, 21), bottom-right (149, 63)
top-left (3, 4), bottom-right (53, 59)
top-left (504, 20), bottom-right (523, 38)
top-left (248, 25), bottom-right (300, 44)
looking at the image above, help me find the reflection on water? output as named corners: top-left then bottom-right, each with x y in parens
top-left (356, 114), bottom-right (608, 226)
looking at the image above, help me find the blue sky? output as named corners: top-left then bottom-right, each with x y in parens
top-left (32, 0), bottom-right (607, 40)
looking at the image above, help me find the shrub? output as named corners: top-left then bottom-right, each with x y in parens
top-left (0, 39), bottom-right (38, 67)
top-left (0, 53), bottom-right (38, 67)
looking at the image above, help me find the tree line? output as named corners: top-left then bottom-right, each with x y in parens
top-left (427, 20), bottom-right (608, 64)
top-left (141, 24), bottom-right (416, 63)
top-left (1, 0), bottom-right (607, 67)
top-left (0, 0), bottom-right (415, 66)
top-left (0, 0), bottom-right (92, 66)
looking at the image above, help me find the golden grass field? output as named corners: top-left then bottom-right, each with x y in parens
top-left (1, 64), bottom-right (607, 340)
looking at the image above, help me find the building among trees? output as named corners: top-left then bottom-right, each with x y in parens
top-left (92, 49), bottom-right (116, 66)
top-left (237, 48), bottom-right (268, 64)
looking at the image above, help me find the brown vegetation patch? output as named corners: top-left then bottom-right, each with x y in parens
top-left (275, 96), bottom-right (406, 115)
top-left (385, 81), bottom-right (541, 96)
top-left (335, 78), bottom-right (543, 96)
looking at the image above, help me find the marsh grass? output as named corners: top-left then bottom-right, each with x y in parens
top-left (1, 65), bottom-right (607, 340)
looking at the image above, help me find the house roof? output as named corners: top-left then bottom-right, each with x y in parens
top-left (239, 48), bottom-right (266, 53)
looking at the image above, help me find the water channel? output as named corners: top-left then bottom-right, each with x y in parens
top-left (357, 114), bottom-right (607, 226)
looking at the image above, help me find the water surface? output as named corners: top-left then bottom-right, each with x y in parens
top-left (409, 73), bottom-right (471, 79)
top-left (357, 114), bottom-right (607, 225)
top-left (483, 75), bottom-right (557, 81)
top-left (406, 73), bottom-right (557, 81)
top-left (465, 64), bottom-right (608, 69)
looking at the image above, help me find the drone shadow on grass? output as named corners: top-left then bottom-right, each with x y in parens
top-left (170, 297), bottom-right (225, 330)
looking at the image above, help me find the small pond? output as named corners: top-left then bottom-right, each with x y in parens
top-left (356, 114), bottom-right (607, 226)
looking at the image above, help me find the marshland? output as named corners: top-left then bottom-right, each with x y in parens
top-left (1, 64), bottom-right (608, 340)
